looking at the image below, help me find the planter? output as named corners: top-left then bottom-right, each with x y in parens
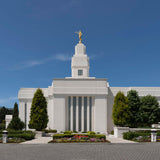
top-left (35, 131), bottom-right (45, 138)
top-left (114, 127), bottom-right (129, 138)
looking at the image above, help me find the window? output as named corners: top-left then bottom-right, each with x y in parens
top-left (78, 70), bottom-right (83, 76)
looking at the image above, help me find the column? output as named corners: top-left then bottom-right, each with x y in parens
top-left (70, 96), bottom-right (73, 131)
top-left (87, 97), bottom-right (90, 131)
top-left (92, 96), bottom-right (94, 131)
top-left (81, 97), bottom-right (84, 132)
top-left (76, 96), bottom-right (79, 132)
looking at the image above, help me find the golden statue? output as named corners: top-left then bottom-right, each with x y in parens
top-left (75, 30), bottom-right (82, 43)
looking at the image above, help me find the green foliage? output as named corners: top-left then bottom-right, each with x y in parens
top-left (0, 130), bottom-right (35, 140)
top-left (127, 90), bottom-right (141, 127)
top-left (43, 129), bottom-right (57, 133)
top-left (8, 132), bottom-right (35, 140)
top-left (87, 131), bottom-right (96, 135)
top-left (0, 106), bottom-right (13, 123)
top-left (112, 91), bottom-right (131, 127)
top-left (123, 131), bottom-right (150, 140)
top-left (29, 88), bottom-right (48, 131)
top-left (64, 131), bottom-right (73, 134)
top-left (53, 134), bottom-right (73, 139)
top-left (111, 130), bottom-right (114, 135)
top-left (52, 133), bottom-right (106, 140)
top-left (139, 95), bottom-right (160, 127)
top-left (0, 123), bottom-right (5, 130)
top-left (8, 103), bottom-right (25, 130)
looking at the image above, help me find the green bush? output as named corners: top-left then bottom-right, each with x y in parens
top-left (0, 123), bottom-right (5, 130)
top-left (90, 134), bottom-right (106, 139)
top-left (8, 132), bottom-right (35, 140)
top-left (64, 131), bottom-right (73, 134)
top-left (123, 131), bottom-right (150, 140)
top-left (0, 130), bottom-right (35, 140)
top-left (53, 133), bottom-right (106, 140)
top-left (43, 129), bottom-right (57, 133)
top-left (87, 131), bottom-right (96, 135)
top-left (53, 134), bottom-right (73, 139)
top-left (111, 130), bottom-right (114, 135)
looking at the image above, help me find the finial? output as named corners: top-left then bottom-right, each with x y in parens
top-left (75, 30), bottom-right (82, 43)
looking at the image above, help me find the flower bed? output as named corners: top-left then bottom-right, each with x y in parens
top-left (50, 132), bottom-right (109, 143)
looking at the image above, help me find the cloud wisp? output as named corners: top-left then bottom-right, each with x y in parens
top-left (11, 53), bottom-right (71, 70)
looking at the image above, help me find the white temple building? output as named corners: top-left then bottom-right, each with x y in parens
top-left (18, 38), bottom-right (160, 133)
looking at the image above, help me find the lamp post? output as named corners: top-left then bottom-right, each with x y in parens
top-left (2, 130), bottom-right (8, 144)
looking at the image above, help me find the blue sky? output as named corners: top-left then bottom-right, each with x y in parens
top-left (0, 0), bottom-right (160, 108)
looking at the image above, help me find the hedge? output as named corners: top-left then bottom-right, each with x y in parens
top-left (8, 133), bottom-right (35, 140)
top-left (64, 131), bottom-right (73, 134)
top-left (0, 130), bottom-right (35, 140)
top-left (43, 129), bottom-right (57, 133)
top-left (53, 134), bottom-right (106, 140)
top-left (123, 132), bottom-right (150, 140)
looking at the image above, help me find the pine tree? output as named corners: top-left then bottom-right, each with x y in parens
top-left (8, 102), bottom-right (25, 130)
top-left (112, 91), bottom-right (131, 127)
top-left (127, 90), bottom-right (141, 127)
top-left (29, 88), bottom-right (48, 131)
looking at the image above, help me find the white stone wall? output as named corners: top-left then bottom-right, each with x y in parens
top-left (94, 95), bottom-right (107, 133)
top-left (53, 95), bottom-right (66, 132)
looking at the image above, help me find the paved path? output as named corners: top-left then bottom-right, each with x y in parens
top-left (21, 137), bottom-right (52, 144)
top-left (106, 135), bottom-right (137, 143)
top-left (1, 143), bottom-right (160, 160)
top-left (21, 135), bottom-right (136, 144)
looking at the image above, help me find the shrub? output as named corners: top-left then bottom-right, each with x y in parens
top-left (91, 134), bottom-right (106, 139)
top-left (87, 131), bottom-right (96, 135)
top-left (8, 132), bottom-right (35, 140)
top-left (64, 131), bottom-right (73, 134)
top-left (112, 92), bottom-right (130, 127)
top-left (8, 103), bottom-right (25, 130)
top-left (29, 88), bottom-right (48, 131)
top-left (43, 129), bottom-right (57, 133)
top-left (53, 134), bottom-right (73, 139)
top-left (0, 131), bottom-right (35, 140)
top-left (123, 131), bottom-right (150, 140)
top-left (0, 123), bottom-right (5, 130)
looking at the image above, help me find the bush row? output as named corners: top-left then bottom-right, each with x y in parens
top-left (123, 132), bottom-right (150, 140)
top-left (8, 133), bottom-right (35, 140)
top-left (0, 130), bottom-right (35, 140)
top-left (43, 129), bottom-right (57, 133)
top-left (53, 134), bottom-right (105, 140)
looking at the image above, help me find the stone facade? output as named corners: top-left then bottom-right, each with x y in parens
top-left (18, 42), bottom-right (160, 133)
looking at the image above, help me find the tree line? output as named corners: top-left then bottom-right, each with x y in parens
top-left (112, 90), bottom-right (160, 128)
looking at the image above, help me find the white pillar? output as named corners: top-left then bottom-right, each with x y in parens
top-left (87, 97), bottom-right (90, 131)
top-left (76, 97), bottom-right (79, 131)
top-left (70, 96), bottom-right (73, 131)
top-left (81, 97), bottom-right (84, 132)
top-left (92, 97), bottom-right (94, 131)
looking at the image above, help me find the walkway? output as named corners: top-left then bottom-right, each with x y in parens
top-left (21, 137), bottom-right (52, 144)
top-left (106, 135), bottom-right (137, 143)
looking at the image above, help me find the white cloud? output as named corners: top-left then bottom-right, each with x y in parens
top-left (11, 54), bottom-right (71, 70)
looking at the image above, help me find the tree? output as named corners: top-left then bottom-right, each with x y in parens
top-left (29, 88), bottom-right (48, 131)
top-left (127, 90), bottom-right (141, 127)
top-left (112, 91), bottom-right (131, 127)
top-left (139, 95), bottom-right (160, 127)
top-left (0, 106), bottom-right (13, 123)
top-left (8, 103), bottom-right (25, 130)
